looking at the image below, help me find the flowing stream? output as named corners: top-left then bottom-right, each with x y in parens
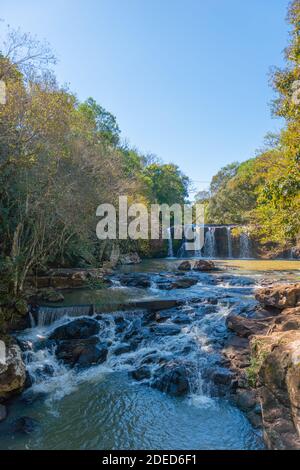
top-left (1, 259), bottom-right (299, 450)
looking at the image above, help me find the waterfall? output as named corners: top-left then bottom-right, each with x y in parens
top-left (227, 227), bottom-right (232, 258)
top-left (204, 227), bottom-right (216, 258)
top-left (32, 304), bottom-right (95, 327)
top-left (167, 227), bottom-right (174, 258)
top-left (239, 232), bottom-right (251, 259)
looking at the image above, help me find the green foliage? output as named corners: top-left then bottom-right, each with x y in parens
top-left (206, 1), bottom-right (300, 247)
top-left (143, 163), bottom-right (190, 205)
top-left (0, 26), bottom-right (190, 302)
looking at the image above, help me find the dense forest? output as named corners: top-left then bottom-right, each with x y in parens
top-left (0, 0), bottom-right (300, 309)
top-left (0, 28), bottom-right (189, 304)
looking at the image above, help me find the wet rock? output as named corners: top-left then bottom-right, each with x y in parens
top-left (211, 367), bottom-right (235, 386)
top-left (17, 339), bottom-right (33, 352)
top-left (157, 277), bottom-right (198, 290)
top-left (49, 318), bottom-right (100, 340)
top-left (0, 404), bottom-right (7, 422)
top-left (151, 324), bottom-right (181, 336)
top-left (130, 366), bottom-right (151, 381)
top-left (234, 389), bottom-right (257, 412)
top-left (177, 261), bottom-right (192, 271)
top-left (0, 343), bottom-right (26, 399)
top-left (193, 259), bottom-right (216, 271)
top-left (152, 362), bottom-right (191, 396)
top-left (11, 416), bottom-right (40, 434)
top-left (119, 274), bottom-right (151, 288)
top-left (246, 409), bottom-right (262, 429)
top-left (55, 337), bottom-right (108, 368)
top-left (171, 278), bottom-right (198, 289)
top-left (255, 283), bottom-right (300, 310)
top-left (249, 329), bottom-right (300, 449)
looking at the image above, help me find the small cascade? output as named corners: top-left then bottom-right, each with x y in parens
top-left (204, 227), bottom-right (216, 258)
top-left (239, 231), bottom-right (252, 259)
top-left (167, 227), bottom-right (174, 258)
top-left (33, 304), bottom-right (94, 327)
top-left (227, 227), bottom-right (232, 258)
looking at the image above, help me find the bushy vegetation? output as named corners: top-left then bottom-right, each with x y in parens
top-left (0, 26), bottom-right (189, 301)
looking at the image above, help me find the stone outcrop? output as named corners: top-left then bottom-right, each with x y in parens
top-left (224, 282), bottom-right (300, 449)
top-left (255, 283), bottom-right (300, 310)
top-left (251, 331), bottom-right (300, 449)
top-left (0, 342), bottom-right (26, 400)
top-left (193, 259), bottom-right (216, 271)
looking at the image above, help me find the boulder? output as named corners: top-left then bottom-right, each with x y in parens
top-left (0, 343), bottom-right (26, 399)
top-left (250, 330), bottom-right (300, 449)
top-left (169, 278), bottom-right (198, 289)
top-left (119, 274), bottom-right (151, 288)
top-left (177, 261), bottom-right (192, 271)
top-left (55, 337), bottom-right (108, 368)
top-left (211, 367), bottom-right (235, 386)
top-left (234, 389), bottom-right (258, 412)
top-left (152, 361), bottom-right (191, 396)
top-left (255, 283), bottom-right (300, 310)
top-left (193, 259), bottom-right (216, 271)
top-left (49, 318), bottom-right (100, 340)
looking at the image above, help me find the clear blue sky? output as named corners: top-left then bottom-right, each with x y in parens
top-left (1, 0), bottom-right (290, 193)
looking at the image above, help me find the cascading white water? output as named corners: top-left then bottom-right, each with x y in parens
top-left (34, 305), bottom-right (94, 327)
top-left (167, 228), bottom-right (174, 258)
top-left (204, 227), bottom-right (216, 258)
top-left (239, 231), bottom-right (251, 259)
top-left (227, 227), bottom-right (232, 258)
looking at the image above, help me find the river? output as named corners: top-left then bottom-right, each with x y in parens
top-left (0, 259), bottom-right (299, 450)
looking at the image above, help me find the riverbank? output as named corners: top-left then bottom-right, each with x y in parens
top-left (0, 258), bottom-right (299, 449)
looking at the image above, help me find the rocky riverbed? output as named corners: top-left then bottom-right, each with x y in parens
top-left (0, 259), bottom-right (299, 449)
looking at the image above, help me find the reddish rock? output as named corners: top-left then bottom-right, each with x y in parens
top-left (255, 283), bottom-right (300, 310)
top-left (193, 259), bottom-right (216, 271)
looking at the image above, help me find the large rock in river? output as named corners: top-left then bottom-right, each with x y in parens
top-left (55, 337), bottom-right (108, 368)
top-left (151, 361), bottom-right (192, 396)
top-left (49, 318), bottom-right (100, 340)
top-left (193, 259), bottom-right (216, 271)
top-left (250, 330), bottom-right (300, 449)
top-left (0, 343), bottom-right (26, 399)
